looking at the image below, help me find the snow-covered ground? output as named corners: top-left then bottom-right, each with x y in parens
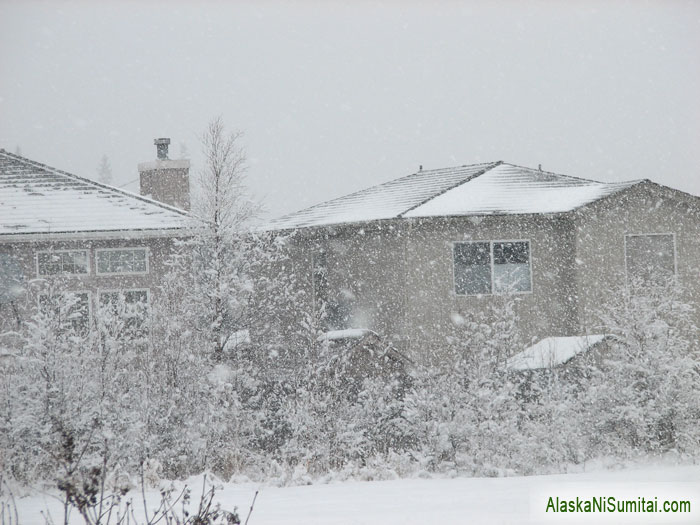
top-left (12, 463), bottom-right (700, 524)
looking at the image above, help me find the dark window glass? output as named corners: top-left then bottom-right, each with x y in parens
top-left (454, 242), bottom-right (491, 295)
top-left (493, 241), bottom-right (529, 265)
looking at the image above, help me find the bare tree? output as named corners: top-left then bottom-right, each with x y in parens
top-left (97, 154), bottom-right (113, 185)
top-left (191, 117), bottom-right (257, 356)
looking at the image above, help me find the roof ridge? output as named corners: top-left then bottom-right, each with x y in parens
top-left (397, 161), bottom-right (502, 218)
top-left (499, 161), bottom-right (639, 186)
top-left (0, 148), bottom-right (189, 217)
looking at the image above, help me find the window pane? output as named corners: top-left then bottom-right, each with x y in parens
top-left (38, 251), bottom-right (88, 275)
top-left (37, 253), bottom-right (51, 267)
top-left (132, 250), bottom-right (147, 272)
top-left (96, 249), bottom-right (147, 274)
top-left (73, 252), bottom-right (88, 273)
top-left (59, 252), bottom-right (71, 269)
top-left (0, 254), bottom-right (24, 303)
top-left (493, 241), bottom-right (531, 293)
top-left (493, 241), bottom-right (529, 265)
top-left (626, 234), bottom-right (675, 286)
top-left (124, 290), bottom-right (148, 304)
top-left (39, 292), bottom-right (90, 335)
top-left (96, 252), bottom-right (109, 273)
top-left (70, 293), bottom-right (90, 335)
top-left (115, 251), bottom-right (129, 272)
top-left (493, 262), bottom-right (531, 293)
top-left (99, 290), bottom-right (149, 340)
top-left (99, 292), bottom-right (118, 307)
top-left (454, 242), bottom-right (491, 295)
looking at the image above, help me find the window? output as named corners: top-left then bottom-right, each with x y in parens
top-left (95, 248), bottom-right (148, 275)
top-left (625, 234), bottom-right (675, 287)
top-left (454, 242), bottom-right (491, 295)
top-left (493, 241), bottom-right (531, 293)
top-left (454, 240), bottom-right (531, 295)
top-left (99, 289), bottom-right (149, 306)
top-left (38, 291), bottom-right (91, 335)
top-left (312, 250), bottom-right (349, 330)
top-left (98, 289), bottom-right (149, 339)
top-left (0, 253), bottom-right (24, 303)
top-left (37, 250), bottom-right (88, 276)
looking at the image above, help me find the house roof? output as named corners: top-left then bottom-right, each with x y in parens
top-left (268, 161), bottom-right (643, 230)
top-left (0, 149), bottom-right (188, 237)
top-left (506, 335), bottom-right (609, 371)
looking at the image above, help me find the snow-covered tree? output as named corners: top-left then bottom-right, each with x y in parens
top-left (185, 117), bottom-right (258, 356)
top-left (580, 279), bottom-right (700, 458)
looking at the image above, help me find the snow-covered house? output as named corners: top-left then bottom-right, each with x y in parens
top-left (268, 161), bottom-right (700, 361)
top-left (0, 142), bottom-right (190, 335)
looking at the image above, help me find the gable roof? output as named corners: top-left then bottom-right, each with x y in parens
top-left (0, 149), bottom-right (188, 237)
top-left (268, 161), bottom-right (643, 230)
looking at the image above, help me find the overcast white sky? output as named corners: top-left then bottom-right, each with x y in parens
top-left (1, 0), bottom-right (699, 218)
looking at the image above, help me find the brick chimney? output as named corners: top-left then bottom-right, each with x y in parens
top-left (138, 138), bottom-right (190, 210)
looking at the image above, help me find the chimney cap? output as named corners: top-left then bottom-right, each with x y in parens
top-left (154, 138), bottom-right (170, 160)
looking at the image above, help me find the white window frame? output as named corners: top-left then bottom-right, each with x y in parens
top-left (37, 290), bottom-right (92, 334)
top-left (95, 247), bottom-right (149, 276)
top-left (623, 232), bottom-right (677, 286)
top-left (452, 239), bottom-right (534, 296)
top-left (36, 249), bottom-right (90, 277)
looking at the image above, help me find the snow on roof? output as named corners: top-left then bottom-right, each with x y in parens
top-left (507, 334), bottom-right (608, 371)
top-left (268, 162), bottom-right (642, 230)
top-left (269, 162), bottom-right (497, 230)
top-left (0, 149), bottom-right (188, 236)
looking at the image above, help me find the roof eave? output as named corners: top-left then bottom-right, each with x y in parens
top-left (262, 209), bottom-right (578, 234)
top-left (0, 226), bottom-right (190, 243)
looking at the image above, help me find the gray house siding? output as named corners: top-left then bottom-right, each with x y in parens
top-left (285, 221), bottom-right (411, 348)
top-left (572, 182), bottom-right (700, 334)
top-left (281, 213), bottom-right (582, 361)
top-left (402, 215), bottom-right (579, 358)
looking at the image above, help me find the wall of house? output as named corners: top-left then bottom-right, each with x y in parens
top-left (401, 215), bottom-right (578, 361)
top-left (279, 221), bottom-right (411, 349)
top-left (279, 213), bottom-right (580, 362)
top-left (0, 234), bottom-right (179, 337)
top-left (572, 182), bottom-right (700, 333)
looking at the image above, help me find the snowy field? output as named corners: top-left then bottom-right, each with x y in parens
top-left (12, 463), bottom-right (700, 525)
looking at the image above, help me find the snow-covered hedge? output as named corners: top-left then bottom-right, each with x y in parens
top-left (2, 277), bottom-right (698, 486)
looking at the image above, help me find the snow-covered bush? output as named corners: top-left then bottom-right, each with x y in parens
top-left (580, 280), bottom-right (700, 458)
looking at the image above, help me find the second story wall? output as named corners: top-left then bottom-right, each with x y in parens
top-left (402, 215), bottom-right (578, 360)
top-left (0, 234), bottom-right (179, 336)
top-left (279, 213), bottom-right (580, 362)
top-left (573, 182), bottom-right (700, 333)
